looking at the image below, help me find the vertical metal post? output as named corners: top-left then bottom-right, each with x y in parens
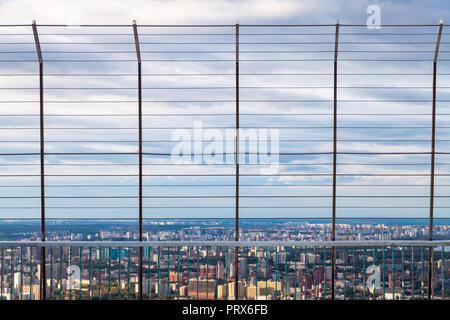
top-left (234, 23), bottom-right (240, 301)
top-left (133, 20), bottom-right (144, 300)
top-left (32, 20), bottom-right (46, 301)
top-left (331, 21), bottom-right (339, 300)
top-left (428, 20), bottom-right (443, 300)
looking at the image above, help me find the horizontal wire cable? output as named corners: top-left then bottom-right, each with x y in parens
top-left (1, 184), bottom-right (449, 187)
top-left (0, 113), bottom-right (448, 116)
top-left (0, 217), bottom-right (446, 221)
top-left (2, 50), bottom-right (450, 53)
top-left (1, 73), bottom-right (449, 76)
top-left (2, 86), bottom-right (450, 89)
top-left (3, 152), bottom-right (450, 156)
top-left (1, 32), bottom-right (447, 36)
top-left (0, 173), bottom-right (446, 177)
top-left (2, 59), bottom-right (450, 62)
top-left (0, 139), bottom-right (447, 143)
top-left (0, 195), bottom-right (448, 199)
top-left (0, 23), bottom-right (447, 26)
top-left (1, 99), bottom-right (449, 103)
top-left (0, 127), bottom-right (447, 129)
top-left (1, 41), bottom-right (449, 44)
top-left (0, 206), bottom-right (449, 209)
top-left (3, 162), bottom-right (450, 166)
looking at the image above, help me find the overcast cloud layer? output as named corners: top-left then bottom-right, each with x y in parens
top-left (0, 0), bottom-right (450, 225)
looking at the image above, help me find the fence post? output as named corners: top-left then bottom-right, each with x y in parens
top-left (428, 19), bottom-right (443, 300)
top-left (32, 20), bottom-right (46, 301)
top-left (235, 23), bottom-right (240, 300)
top-left (331, 21), bottom-right (339, 300)
top-left (133, 20), bottom-right (144, 300)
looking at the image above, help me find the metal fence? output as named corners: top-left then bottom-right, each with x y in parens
top-left (0, 22), bottom-right (450, 300)
top-left (0, 240), bottom-right (448, 300)
top-left (0, 241), bottom-right (449, 300)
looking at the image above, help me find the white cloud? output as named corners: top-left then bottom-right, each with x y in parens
top-left (1, 0), bottom-right (449, 219)
top-left (0, 0), bottom-right (314, 25)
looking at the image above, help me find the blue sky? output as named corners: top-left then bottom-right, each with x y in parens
top-left (0, 0), bottom-right (450, 222)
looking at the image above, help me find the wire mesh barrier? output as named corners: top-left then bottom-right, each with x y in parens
top-left (0, 22), bottom-right (450, 300)
top-left (0, 241), bottom-right (448, 300)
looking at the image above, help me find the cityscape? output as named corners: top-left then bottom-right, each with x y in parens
top-left (0, 0), bottom-right (450, 311)
top-left (0, 219), bottom-right (448, 300)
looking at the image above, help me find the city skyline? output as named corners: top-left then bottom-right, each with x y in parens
top-left (0, 0), bottom-right (449, 306)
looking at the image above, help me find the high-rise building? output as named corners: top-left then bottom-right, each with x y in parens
top-left (217, 261), bottom-right (225, 279)
top-left (239, 259), bottom-right (246, 278)
top-left (199, 265), bottom-right (216, 279)
top-left (227, 280), bottom-right (245, 299)
top-left (155, 282), bottom-right (168, 295)
top-left (217, 284), bottom-right (227, 299)
top-left (229, 262), bottom-right (235, 279)
top-left (251, 280), bottom-right (281, 299)
top-left (169, 270), bottom-right (186, 283)
top-left (188, 278), bottom-right (216, 299)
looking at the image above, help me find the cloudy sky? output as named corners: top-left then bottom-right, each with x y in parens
top-left (0, 0), bottom-right (449, 25)
top-left (0, 0), bottom-right (449, 228)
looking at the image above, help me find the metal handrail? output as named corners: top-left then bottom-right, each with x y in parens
top-left (0, 240), bottom-right (449, 247)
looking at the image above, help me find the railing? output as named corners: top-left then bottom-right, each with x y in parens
top-left (0, 240), bottom-right (448, 300)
